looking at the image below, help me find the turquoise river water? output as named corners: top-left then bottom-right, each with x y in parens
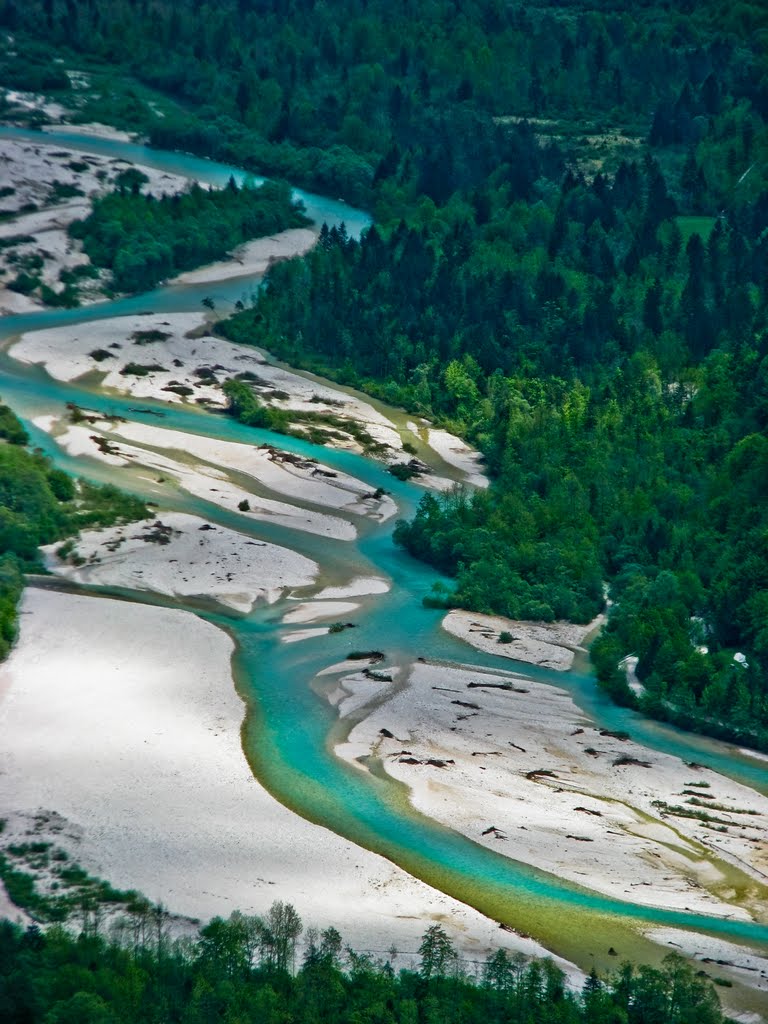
top-left (1, 126), bottom-right (767, 978)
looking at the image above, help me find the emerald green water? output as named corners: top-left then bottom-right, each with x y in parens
top-left (3, 127), bottom-right (768, 974)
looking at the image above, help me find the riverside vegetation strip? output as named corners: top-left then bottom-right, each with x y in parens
top-left (0, 916), bottom-right (729, 1024)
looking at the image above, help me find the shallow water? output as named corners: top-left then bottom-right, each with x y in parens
top-left (2, 126), bottom-right (768, 975)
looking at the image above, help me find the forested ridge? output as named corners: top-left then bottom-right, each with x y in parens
top-left (1, 3), bottom-right (768, 738)
top-left (0, 914), bottom-right (728, 1024)
top-left (1, 0), bottom-right (766, 206)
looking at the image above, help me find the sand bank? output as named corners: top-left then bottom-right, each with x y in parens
top-left (42, 122), bottom-right (137, 144)
top-left (110, 421), bottom-right (396, 522)
top-left (315, 578), bottom-right (390, 599)
top-left (328, 673), bottom-right (398, 720)
top-left (2, 86), bottom-right (135, 142)
top-left (283, 601), bottom-right (359, 624)
top-left (318, 658), bottom-right (403, 720)
top-left (0, 138), bottom-right (189, 216)
top-left (171, 228), bottom-right (317, 285)
top-left (35, 415), bottom-right (358, 541)
top-left (412, 472), bottom-right (460, 493)
top-left (622, 655), bottom-right (646, 697)
top-left (12, 312), bottom-right (237, 406)
top-left (0, 138), bottom-right (193, 313)
top-left (11, 311), bottom-right (406, 459)
top-left (0, 588), bottom-right (577, 968)
top-left (3, 88), bottom-right (69, 123)
top-left (337, 659), bottom-right (768, 922)
top-left (443, 609), bottom-right (602, 671)
top-left (282, 626), bottom-right (331, 644)
top-left (427, 429), bottom-right (489, 488)
top-left (42, 512), bottom-right (318, 612)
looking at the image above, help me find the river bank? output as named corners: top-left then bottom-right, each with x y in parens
top-left (9, 303), bottom-right (484, 501)
top-left (41, 511), bottom-right (319, 613)
top-left (0, 587), bottom-right (579, 972)
top-left (335, 657), bottom-right (768, 930)
top-left (171, 228), bottom-right (317, 285)
top-left (12, 310), bottom-right (416, 465)
top-left (442, 610), bottom-right (605, 671)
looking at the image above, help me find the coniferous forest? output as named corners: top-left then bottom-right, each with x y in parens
top-left (0, 916), bottom-right (727, 1024)
top-left (1, 0), bottom-right (767, 747)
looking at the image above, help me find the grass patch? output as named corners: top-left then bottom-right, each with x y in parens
top-left (120, 362), bottom-right (167, 376)
top-left (651, 799), bottom-right (735, 827)
top-left (48, 181), bottom-right (85, 202)
top-left (676, 216), bottom-right (716, 244)
top-left (0, 233), bottom-right (35, 250)
top-left (685, 797), bottom-right (759, 815)
top-left (389, 461), bottom-right (422, 480)
top-left (0, 843), bottom-right (147, 923)
top-left (7, 271), bottom-right (40, 295)
top-left (131, 329), bottom-right (171, 345)
top-left (290, 409), bottom-right (387, 454)
top-left (60, 263), bottom-right (100, 284)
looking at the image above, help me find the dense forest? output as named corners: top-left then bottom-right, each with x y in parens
top-left (1, 1), bottom-right (766, 206)
top-left (0, 2), bottom-right (766, 1016)
top-left (70, 175), bottom-right (307, 294)
top-left (1, 4), bottom-right (767, 736)
top-left (0, 914), bottom-right (727, 1024)
top-left (225, 186), bottom-right (768, 750)
top-left (0, 401), bottom-right (147, 660)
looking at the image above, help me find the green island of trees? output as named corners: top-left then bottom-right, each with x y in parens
top-left (69, 175), bottom-right (309, 295)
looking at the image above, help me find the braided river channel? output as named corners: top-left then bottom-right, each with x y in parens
top-left (2, 127), bottom-right (767, 998)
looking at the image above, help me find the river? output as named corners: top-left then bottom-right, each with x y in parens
top-left (1, 126), bottom-right (767, 984)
